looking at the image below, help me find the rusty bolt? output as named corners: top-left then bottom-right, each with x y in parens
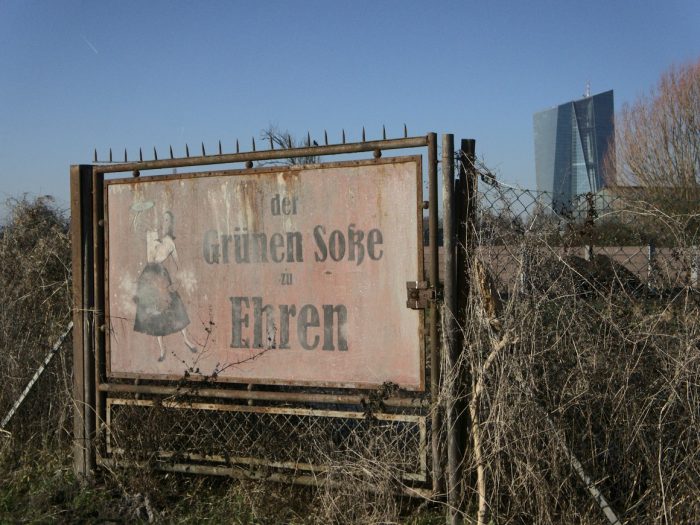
top-left (373, 149), bottom-right (382, 159)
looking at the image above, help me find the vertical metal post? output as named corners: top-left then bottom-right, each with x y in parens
top-left (459, 140), bottom-right (477, 310)
top-left (458, 139), bottom-right (477, 510)
top-left (428, 132), bottom-right (443, 494)
top-left (442, 136), bottom-right (455, 345)
top-left (585, 194), bottom-right (594, 261)
top-left (443, 134), bottom-right (462, 522)
top-left (70, 165), bottom-right (96, 479)
top-left (463, 142), bottom-right (477, 255)
top-left (92, 170), bottom-right (106, 457)
top-left (70, 166), bottom-right (85, 476)
top-left (457, 141), bottom-right (477, 371)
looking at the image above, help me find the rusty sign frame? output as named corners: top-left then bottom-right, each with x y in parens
top-left (71, 132), bottom-right (442, 490)
top-left (101, 156), bottom-right (425, 390)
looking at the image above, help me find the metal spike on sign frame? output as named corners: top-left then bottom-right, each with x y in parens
top-left (109, 148), bottom-right (112, 162)
top-left (185, 144), bottom-right (190, 158)
top-left (124, 148), bottom-right (127, 162)
top-left (139, 148), bottom-right (143, 162)
top-left (218, 140), bottom-right (222, 155)
top-left (153, 147), bottom-right (158, 161)
top-left (382, 125), bottom-right (386, 140)
top-left (307, 131), bottom-right (311, 147)
top-left (236, 139), bottom-right (240, 153)
top-left (93, 149), bottom-right (97, 163)
top-left (362, 127), bottom-right (366, 142)
top-left (270, 135), bottom-right (274, 150)
top-left (201, 142), bottom-right (206, 156)
top-left (404, 123), bottom-right (408, 138)
top-left (342, 129), bottom-right (346, 144)
top-left (324, 130), bottom-right (328, 145)
top-left (169, 145), bottom-right (174, 159)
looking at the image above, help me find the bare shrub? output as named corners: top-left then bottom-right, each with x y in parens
top-left (464, 185), bottom-right (700, 524)
top-left (0, 196), bottom-right (72, 444)
top-left (607, 57), bottom-right (700, 208)
top-left (308, 428), bottom-right (408, 524)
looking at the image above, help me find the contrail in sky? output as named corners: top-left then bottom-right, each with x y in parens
top-left (81, 35), bottom-right (99, 55)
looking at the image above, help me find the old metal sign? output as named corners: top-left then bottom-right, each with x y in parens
top-left (105, 157), bottom-right (424, 390)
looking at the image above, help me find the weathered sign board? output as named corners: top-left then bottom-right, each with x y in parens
top-left (105, 157), bottom-right (424, 390)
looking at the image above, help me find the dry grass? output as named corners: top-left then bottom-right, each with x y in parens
top-left (0, 196), bottom-right (72, 444)
top-left (458, 187), bottom-right (700, 524)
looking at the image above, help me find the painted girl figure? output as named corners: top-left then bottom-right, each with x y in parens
top-left (133, 211), bottom-right (197, 361)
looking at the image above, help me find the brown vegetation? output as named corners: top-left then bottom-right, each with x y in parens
top-left (0, 196), bottom-right (73, 443)
top-left (463, 184), bottom-right (700, 524)
top-left (2, 174), bottom-right (700, 523)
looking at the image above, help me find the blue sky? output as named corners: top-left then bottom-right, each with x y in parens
top-left (1, 0), bottom-right (698, 213)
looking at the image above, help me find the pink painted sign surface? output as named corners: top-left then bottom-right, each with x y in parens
top-left (105, 157), bottom-right (424, 389)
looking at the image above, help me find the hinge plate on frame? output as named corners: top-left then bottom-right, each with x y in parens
top-left (406, 281), bottom-right (434, 310)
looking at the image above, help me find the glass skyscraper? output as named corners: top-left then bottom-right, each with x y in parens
top-left (533, 90), bottom-right (615, 212)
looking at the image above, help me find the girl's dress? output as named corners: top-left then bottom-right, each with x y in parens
top-left (133, 234), bottom-right (190, 336)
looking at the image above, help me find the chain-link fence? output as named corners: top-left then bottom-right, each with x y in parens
top-left (464, 180), bottom-right (700, 524)
top-left (477, 183), bottom-right (700, 296)
top-left (104, 397), bottom-right (428, 485)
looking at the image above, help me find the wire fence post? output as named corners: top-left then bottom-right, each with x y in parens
top-left (459, 139), bottom-right (477, 306)
top-left (442, 134), bottom-right (463, 523)
top-left (70, 164), bottom-right (97, 480)
top-left (428, 132), bottom-right (444, 496)
top-left (458, 138), bottom-right (477, 515)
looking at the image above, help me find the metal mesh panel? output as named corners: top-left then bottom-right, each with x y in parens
top-left (476, 184), bottom-right (700, 295)
top-left (105, 398), bottom-right (427, 483)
